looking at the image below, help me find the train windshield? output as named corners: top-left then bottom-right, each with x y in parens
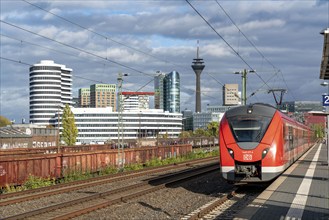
top-left (228, 116), bottom-right (271, 143)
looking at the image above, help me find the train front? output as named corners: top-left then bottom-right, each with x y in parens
top-left (219, 103), bottom-right (282, 183)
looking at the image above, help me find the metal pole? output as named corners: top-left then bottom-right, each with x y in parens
top-left (242, 69), bottom-right (247, 106)
top-left (117, 73), bottom-right (124, 169)
top-left (57, 107), bottom-right (60, 153)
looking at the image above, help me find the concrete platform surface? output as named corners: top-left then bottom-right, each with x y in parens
top-left (234, 142), bottom-right (329, 220)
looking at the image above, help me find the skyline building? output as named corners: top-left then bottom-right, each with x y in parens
top-left (78, 88), bottom-right (90, 107)
top-left (182, 108), bottom-right (193, 131)
top-left (29, 60), bottom-right (72, 125)
top-left (58, 107), bottom-right (182, 144)
top-left (122, 91), bottom-right (154, 111)
top-left (191, 42), bottom-right (205, 113)
top-left (90, 84), bottom-right (116, 109)
top-left (164, 71), bottom-right (180, 113)
top-left (154, 71), bottom-right (165, 110)
top-left (223, 84), bottom-right (239, 106)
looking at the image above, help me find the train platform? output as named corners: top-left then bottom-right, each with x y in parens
top-left (235, 142), bottom-right (329, 220)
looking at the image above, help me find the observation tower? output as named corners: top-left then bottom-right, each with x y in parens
top-left (191, 41), bottom-right (205, 113)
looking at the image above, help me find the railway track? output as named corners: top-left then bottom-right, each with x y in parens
top-left (0, 157), bottom-right (217, 206)
top-left (182, 184), bottom-right (268, 220)
top-left (2, 162), bottom-right (219, 220)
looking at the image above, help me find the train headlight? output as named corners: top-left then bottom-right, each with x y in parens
top-left (227, 148), bottom-right (234, 159)
top-left (262, 148), bottom-right (269, 159)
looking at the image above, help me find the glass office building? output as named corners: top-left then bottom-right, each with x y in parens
top-left (164, 71), bottom-right (180, 113)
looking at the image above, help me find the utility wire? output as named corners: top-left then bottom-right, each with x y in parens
top-left (0, 56), bottom-right (157, 93)
top-left (0, 56), bottom-right (106, 84)
top-left (215, 0), bottom-right (296, 101)
top-left (1, 20), bottom-right (155, 78)
top-left (215, 0), bottom-right (277, 72)
top-left (186, 0), bottom-right (272, 93)
top-left (1, 33), bottom-right (107, 67)
top-left (22, 0), bottom-right (185, 71)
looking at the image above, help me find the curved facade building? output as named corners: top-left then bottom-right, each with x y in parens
top-left (164, 71), bottom-right (180, 113)
top-left (29, 60), bottom-right (72, 125)
top-left (67, 107), bottom-right (182, 144)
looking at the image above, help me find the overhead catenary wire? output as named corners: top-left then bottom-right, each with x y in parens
top-left (214, 0), bottom-right (296, 101)
top-left (186, 0), bottom-right (272, 92)
top-left (0, 20), bottom-right (157, 78)
top-left (22, 0), bottom-right (186, 71)
top-left (0, 56), bottom-right (105, 84)
top-left (23, 0), bottom-right (225, 102)
top-left (187, 0), bottom-right (299, 104)
top-left (0, 33), bottom-right (107, 67)
top-left (2, 1), bottom-right (303, 107)
top-left (0, 56), bottom-right (153, 93)
top-left (1, 22), bottom-right (220, 103)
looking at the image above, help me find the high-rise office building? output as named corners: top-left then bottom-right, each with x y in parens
top-left (78, 88), bottom-right (90, 107)
top-left (164, 71), bottom-right (180, 113)
top-left (154, 72), bottom-right (165, 109)
top-left (223, 84), bottom-right (239, 106)
top-left (122, 92), bottom-right (154, 111)
top-left (90, 84), bottom-right (116, 109)
top-left (29, 60), bottom-right (72, 125)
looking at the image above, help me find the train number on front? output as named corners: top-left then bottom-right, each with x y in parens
top-left (243, 154), bottom-right (252, 161)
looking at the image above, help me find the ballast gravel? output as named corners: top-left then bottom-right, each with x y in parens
top-left (75, 171), bottom-right (234, 220)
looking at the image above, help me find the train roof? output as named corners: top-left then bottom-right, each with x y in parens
top-left (225, 103), bottom-right (277, 118)
top-left (225, 103), bottom-right (310, 129)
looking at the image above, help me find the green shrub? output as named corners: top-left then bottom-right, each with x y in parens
top-left (23, 175), bottom-right (56, 190)
top-left (124, 163), bottom-right (143, 171)
top-left (99, 165), bottom-right (118, 175)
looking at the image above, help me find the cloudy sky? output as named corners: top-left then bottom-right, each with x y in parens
top-left (1, 0), bottom-right (328, 122)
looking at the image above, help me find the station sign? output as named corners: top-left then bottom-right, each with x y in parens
top-left (322, 95), bottom-right (329, 106)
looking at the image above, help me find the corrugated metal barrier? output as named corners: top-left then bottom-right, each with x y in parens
top-left (0, 144), bottom-right (192, 187)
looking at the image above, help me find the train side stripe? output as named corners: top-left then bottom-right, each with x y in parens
top-left (221, 166), bottom-right (234, 173)
top-left (262, 164), bottom-right (287, 173)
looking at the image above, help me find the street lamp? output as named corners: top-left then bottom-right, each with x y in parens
top-left (321, 81), bottom-right (329, 94)
top-left (234, 69), bottom-right (255, 106)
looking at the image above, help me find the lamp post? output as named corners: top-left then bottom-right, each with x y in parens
top-left (234, 69), bottom-right (255, 105)
top-left (320, 81), bottom-right (329, 166)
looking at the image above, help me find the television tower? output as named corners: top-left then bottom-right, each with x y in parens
top-left (191, 41), bottom-right (205, 113)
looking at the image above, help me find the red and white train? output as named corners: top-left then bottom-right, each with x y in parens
top-left (219, 103), bottom-right (315, 183)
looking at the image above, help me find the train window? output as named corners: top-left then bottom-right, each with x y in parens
top-left (228, 116), bottom-right (271, 143)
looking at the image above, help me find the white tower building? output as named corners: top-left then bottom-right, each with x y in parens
top-left (29, 60), bottom-right (73, 125)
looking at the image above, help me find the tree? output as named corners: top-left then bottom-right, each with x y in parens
top-left (179, 131), bottom-right (192, 138)
top-left (0, 116), bottom-right (12, 127)
top-left (193, 128), bottom-right (208, 137)
top-left (311, 123), bottom-right (324, 139)
top-left (207, 121), bottom-right (219, 137)
top-left (61, 104), bottom-right (78, 146)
